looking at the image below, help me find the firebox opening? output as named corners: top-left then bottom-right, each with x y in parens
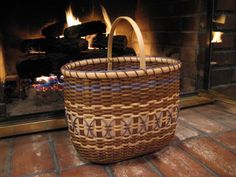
top-left (0, 0), bottom-right (235, 119)
top-left (0, 0), bottom-right (139, 117)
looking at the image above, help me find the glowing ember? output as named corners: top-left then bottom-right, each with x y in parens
top-left (66, 5), bottom-right (81, 27)
top-left (211, 31), bottom-right (223, 43)
top-left (29, 50), bottom-right (46, 54)
top-left (33, 75), bottom-right (63, 92)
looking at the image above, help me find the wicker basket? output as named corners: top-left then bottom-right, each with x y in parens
top-left (61, 16), bottom-right (181, 164)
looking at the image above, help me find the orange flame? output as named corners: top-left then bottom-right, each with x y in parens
top-left (213, 15), bottom-right (226, 24)
top-left (211, 32), bottom-right (223, 43)
top-left (86, 34), bottom-right (97, 49)
top-left (0, 43), bottom-right (6, 83)
top-left (66, 5), bottom-right (81, 27)
top-left (100, 5), bottom-right (112, 35)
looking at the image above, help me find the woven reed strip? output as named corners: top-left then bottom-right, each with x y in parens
top-left (61, 57), bottom-right (181, 79)
top-left (61, 16), bottom-right (181, 163)
top-left (65, 103), bottom-right (179, 120)
top-left (64, 93), bottom-right (179, 112)
top-left (70, 126), bottom-right (176, 163)
top-left (67, 115), bottom-right (178, 141)
top-left (63, 71), bottom-right (179, 105)
top-left (70, 126), bottom-right (176, 148)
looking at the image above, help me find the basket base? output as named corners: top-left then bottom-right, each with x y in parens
top-left (70, 125), bottom-right (176, 164)
top-left (75, 135), bottom-right (173, 164)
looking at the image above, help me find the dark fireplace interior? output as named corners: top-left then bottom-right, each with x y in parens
top-left (0, 0), bottom-right (236, 119)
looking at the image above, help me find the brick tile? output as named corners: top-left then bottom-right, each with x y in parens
top-left (11, 134), bottom-right (54, 177)
top-left (112, 158), bottom-right (159, 177)
top-left (0, 140), bottom-right (10, 177)
top-left (215, 101), bottom-right (236, 115)
top-left (193, 105), bottom-right (236, 128)
top-left (31, 172), bottom-right (56, 177)
top-left (175, 121), bottom-right (200, 140)
top-left (214, 130), bottom-right (236, 149)
top-left (61, 165), bottom-right (108, 177)
top-left (51, 130), bottom-right (87, 170)
top-left (181, 137), bottom-right (236, 177)
top-left (179, 109), bottom-right (228, 133)
top-left (150, 146), bottom-right (213, 177)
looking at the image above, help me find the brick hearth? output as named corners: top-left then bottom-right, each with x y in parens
top-left (0, 101), bottom-right (235, 177)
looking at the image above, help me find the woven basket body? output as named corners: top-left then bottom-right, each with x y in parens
top-left (61, 17), bottom-right (181, 164)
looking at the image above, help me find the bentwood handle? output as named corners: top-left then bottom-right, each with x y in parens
top-left (107, 16), bottom-right (146, 70)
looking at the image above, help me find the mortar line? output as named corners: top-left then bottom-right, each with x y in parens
top-left (178, 119), bottom-right (236, 150)
top-left (6, 138), bottom-right (13, 177)
top-left (180, 110), bottom-right (235, 136)
top-left (143, 156), bottom-right (166, 177)
top-left (21, 169), bottom-right (55, 177)
top-left (208, 128), bottom-right (236, 137)
top-left (212, 100), bottom-right (236, 116)
top-left (48, 134), bottom-right (61, 177)
top-left (178, 118), bottom-right (207, 136)
top-left (193, 102), bottom-right (236, 117)
top-left (214, 106), bottom-right (236, 117)
top-left (103, 165), bottom-right (115, 177)
top-left (207, 135), bottom-right (236, 154)
top-left (175, 145), bottom-right (220, 177)
top-left (190, 108), bottom-right (233, 129)
top-left (59, 162), bottom-right (91, 172)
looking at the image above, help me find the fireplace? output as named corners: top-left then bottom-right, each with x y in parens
top-left (0, 0), bottom-right (137, 117)
top-left (0, 0), bottom-right (235, 120)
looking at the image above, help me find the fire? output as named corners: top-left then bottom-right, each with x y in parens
top-left (33, 75), bottom-right (63, 92)
top-left (100, 5), bottom-right (112, 35)
top-left (0, 43), bottom-right (6, 83)
top-left (86, 34), bottom-right (97, 49)
top-left (213, 15), bottom-right (226, 24)
top-left (211, 32), bottom-right (223, 43)
top-left (64, 5), bottom-right (112, 49)
top-left (29, 50), bottom-right (46, 54)
top-left (35, 75), bottom-right (57, 83)
top-left (66, 5), bottom-right (81, 27)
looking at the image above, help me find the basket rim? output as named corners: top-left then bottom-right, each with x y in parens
top-left (61, 56), bottom-right (181, 79)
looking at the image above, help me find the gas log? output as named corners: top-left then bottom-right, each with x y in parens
top-left (16, 47), bottom-right (136, 80)
top-left (42, 23), bottom-right (65, 38)
top-left (18, 19), bottom-right (136, 83)
top-left (92, 34), bottom-right (128, 50)
top-left (80, 47), bottom-right (136, 59)
top-left (64, 21), bottom-right (106, 39)
top-left (21, 38), bottom-right (88, 53)
top-left (16, 53), bottom-right (72, 80)
top-left (44, 38), bottom-right (88, 53)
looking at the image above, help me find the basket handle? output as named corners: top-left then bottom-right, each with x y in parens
top-left (107, 16), bottom-right (146, 70)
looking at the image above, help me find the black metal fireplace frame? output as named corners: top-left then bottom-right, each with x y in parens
top-left (0, 0), bottom-right (219, 137)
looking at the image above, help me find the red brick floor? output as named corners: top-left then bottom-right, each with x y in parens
top-left (0, 101), bottom-right (236, 177)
